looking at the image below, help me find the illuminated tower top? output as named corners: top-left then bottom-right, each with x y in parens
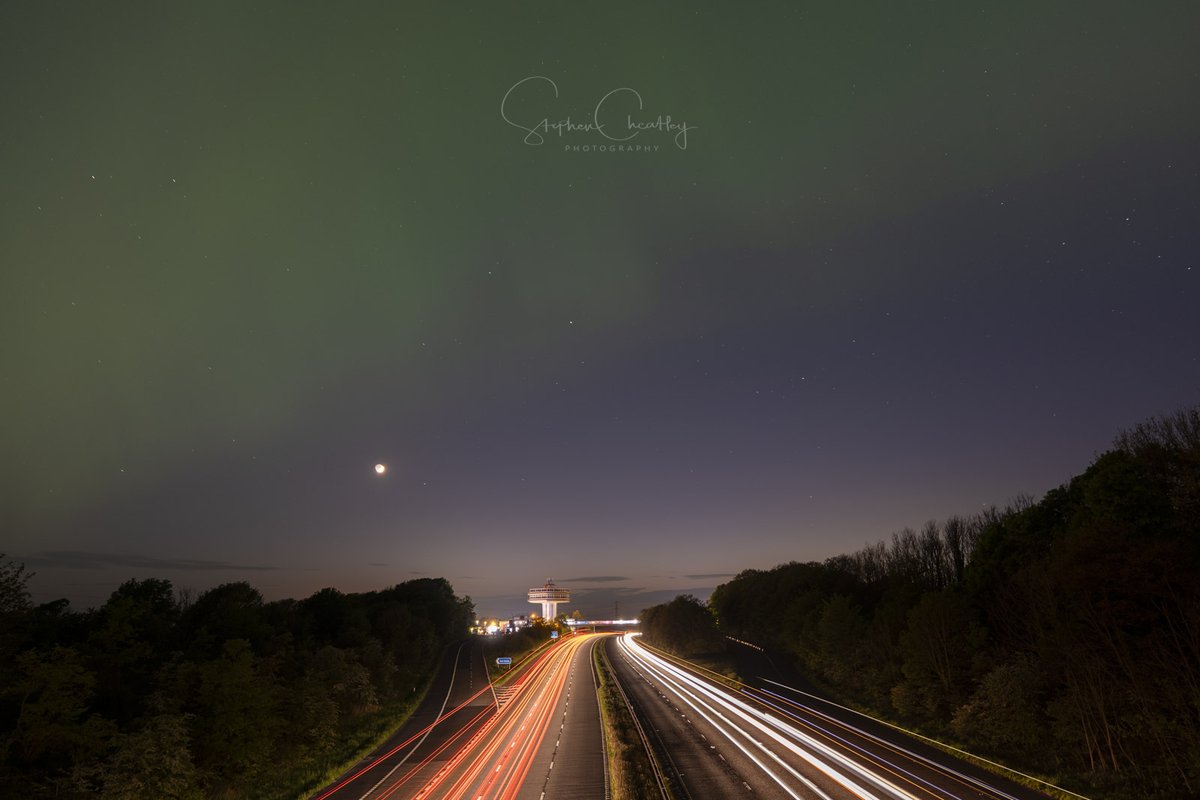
top-left (528, 579), bottom-right (570, 620)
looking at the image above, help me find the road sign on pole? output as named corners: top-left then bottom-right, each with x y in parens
top-left (496, 657), bottom-right (512, 666)
top-left (551, 630), bottom-right (559, 639)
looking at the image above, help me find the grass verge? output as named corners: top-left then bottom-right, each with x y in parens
top-left (481, 628), bottom-right (556, 683)
top-left (593, 639), bottom-right (667, 800)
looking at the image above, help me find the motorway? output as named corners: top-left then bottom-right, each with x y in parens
top-left (608, 633), bottom-right (1052, 800)
top-left (311, 639), bottom-right (496, 800)
top-left (314, 631), bottom-right (1055, 800)
top-left (313, 633), bottom-right (607, 800)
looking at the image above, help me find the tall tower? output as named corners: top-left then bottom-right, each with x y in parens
top-left (528, 579), bottom-right (570, 620)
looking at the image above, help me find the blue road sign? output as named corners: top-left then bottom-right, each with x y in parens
top-left (496, 657), bottom-right (512, 666)
top-left (551, 630), bottom-right (559, 639)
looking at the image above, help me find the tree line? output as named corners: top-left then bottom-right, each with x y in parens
top-left (0, 572), bottom-right (474, 798)
top-left (659, 407), bottom-right (1197, 799)
top-left (639, 594), bottom-right (725, 658)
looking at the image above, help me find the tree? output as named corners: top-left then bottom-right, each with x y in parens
top-left (894, 590), bottom-right (984, 720)
top-left (309, 646), bottom-right (378, 717)
top-left (942, 516), bottom-right (969, 585)
top-left (952, 656), bottom-right (1047, 758)
top-left (0, 572), bottom-right (478, 798)
top-left (0, 555), bottom-right (33, 616)
top-left (813, 594), bottom-right (868, 687)
top-left (1, 647), bottom-right (115, 782)
top-left (640, 595), bottom-right (723, 657)
top-left (301, 587), bottom-right (369, 649)
top-left (189, 639), bottom-right (278, 781)
top-left (0, 555), bottom-right (35, 668)
top-left (282, 679), bottom-right (338, 769)
top-left (179, 582), bottom-right (271, 658)
top-left (94, 713), bottom-right (203, 799)
top-left (88, 579), bottom-right (180, 725)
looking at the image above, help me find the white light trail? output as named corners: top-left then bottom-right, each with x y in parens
top-left (751, 685), bottom-right (1028, 800)
top-left (619, 634), bottom-right (924, 800)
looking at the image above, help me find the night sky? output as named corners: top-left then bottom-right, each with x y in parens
top-left (3, 3), bottom-right (1198, 617)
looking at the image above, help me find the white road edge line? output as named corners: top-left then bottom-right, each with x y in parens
top-left (358, 640), bottom-right (467, 800)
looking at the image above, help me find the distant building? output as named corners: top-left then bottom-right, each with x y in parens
top-left (528, 579), bottom-right (570, 620)
top-left (473, 614), bottom-right (533, 635)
